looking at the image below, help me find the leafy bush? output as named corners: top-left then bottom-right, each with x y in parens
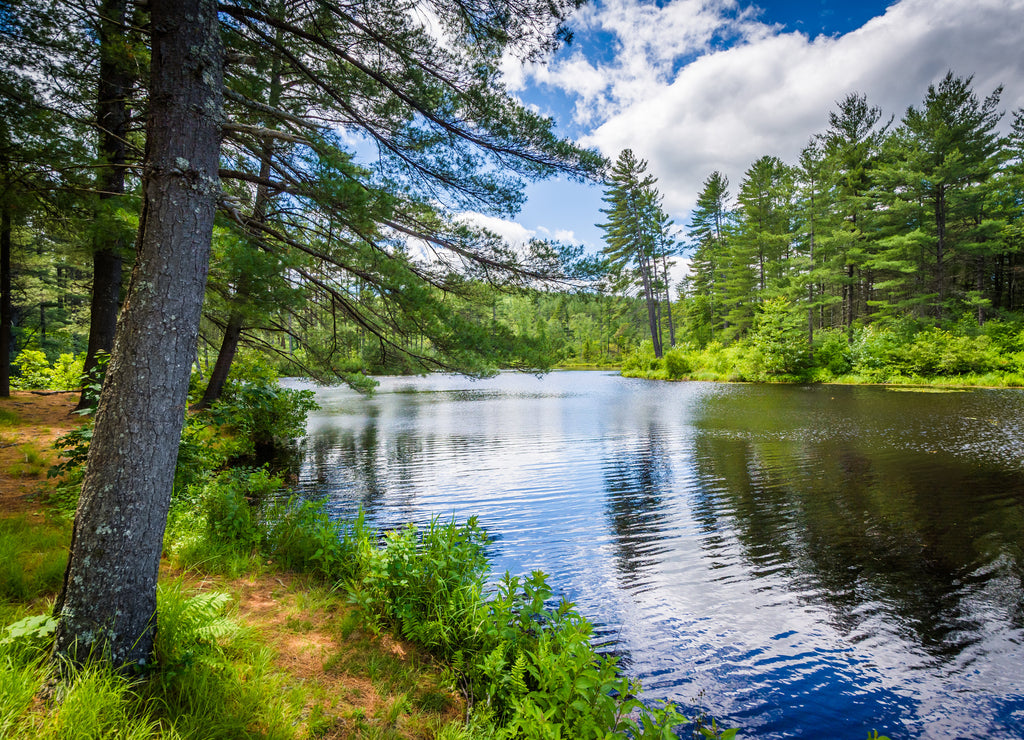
top-left (264, 499), bottom-right (372, 582)
top-left (813, 329), bottom-right (853, 377)
top-left (10, 350), bottom-right (52, 390)
top-left (206, 371), bottom-right (317, 463)
top-left (201, 469), bottom-right (279, 552)
top-left (49, 354), bottom-right (85, 391)
top-left (746, 297), bottom-right (810, 380)
top-left (664, 347), bottom-right (693, 379)
top-left (10, 350), bottom-right (84, 391)
top-left (343, 516), bottom-right (731, 738)
top-left (621, 341), bottom-right (666, 378)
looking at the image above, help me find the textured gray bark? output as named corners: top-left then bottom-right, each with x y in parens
top-left (1, 201), bottom-right (11, 397)
top-left (53, 0), bottom-right (223, 667)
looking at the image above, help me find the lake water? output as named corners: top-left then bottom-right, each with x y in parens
top-left (288, 371), bottom-right (1024, 739)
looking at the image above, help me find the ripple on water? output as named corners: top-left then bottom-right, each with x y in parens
top-left (288, 375), bottom-right (1024, 740)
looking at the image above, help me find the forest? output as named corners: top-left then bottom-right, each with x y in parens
top-left (592, 75), bottom-right (1024, 384)
top-left (5, 56), bottom-right (1024, 388)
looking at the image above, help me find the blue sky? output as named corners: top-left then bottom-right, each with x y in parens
top-left (468, 0), bottom-right (1024, 258)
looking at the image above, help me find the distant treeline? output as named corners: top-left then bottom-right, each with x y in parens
top-left (679, 72), bottom-right (1024, 349)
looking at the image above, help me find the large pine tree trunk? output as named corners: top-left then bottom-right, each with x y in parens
top-left (78, 0), bottom-right (132, 409)
top-left (52, 0), bottom-right (223, 668)
top-left (1, 201), bottom-right (11, 397)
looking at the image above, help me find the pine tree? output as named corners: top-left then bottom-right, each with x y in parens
top-left (686, 171), bottom-right (732, 343)
top-left (821, 92), bottom-right (890, 329)
top-left (886, 72), bottom-right (1005, 321)
top-left (598, 150), bottom-right (672, 357)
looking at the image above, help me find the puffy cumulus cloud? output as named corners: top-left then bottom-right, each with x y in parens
top-left (508, 0), bottom-right (764, 124)
top-left (456, 212), bottom-right (538, 245)
top-left (456, 213), bottom-right (588, 249)
top-left (573, 0), bottom-right (1024, 218)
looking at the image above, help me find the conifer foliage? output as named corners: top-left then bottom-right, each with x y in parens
top-left (598, 149), bottom-right (677, 358)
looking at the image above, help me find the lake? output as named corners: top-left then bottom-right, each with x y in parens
top-left (287, 371), bottom-right (1024, 739)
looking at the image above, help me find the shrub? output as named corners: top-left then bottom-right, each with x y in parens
top-left (10, 350), bottom-right (52, 390)
top-left (813, 329), bottom-right (852, 377)
top-left (10, 350), bottom-right (84, 391)
top-left (343, 516), bottom-right (730, 739)
top-left (264, 499), bottom-right (371, 582)
top-left (49, 353), bottom-right (85, 391)
top-left (207, 374), bottom-right (317, 463)
top-left (621, 341), bottom-right (665, 378)
top-left (664, 347), bottom-right (693, 379)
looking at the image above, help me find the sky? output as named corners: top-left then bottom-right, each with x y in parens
top-left (471, 0), bottom-right (1024, 256)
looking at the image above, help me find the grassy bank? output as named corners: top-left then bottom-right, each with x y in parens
top-left (0, 389), bottom-right (733, 739)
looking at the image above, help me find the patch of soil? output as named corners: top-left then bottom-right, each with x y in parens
top-left (0, 391), bottom-right (83, 514)
top-left (174, 569), bottom-right (415, 734)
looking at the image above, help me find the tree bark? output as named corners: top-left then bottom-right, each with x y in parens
top-left (1, 201), bottom-right (11, 397)
top-left (195, 311), bottom-right (242, 409)
top-left (78, 0), bottom-right (133, 409)
top-left (53, 0), bottom-right (223, 668)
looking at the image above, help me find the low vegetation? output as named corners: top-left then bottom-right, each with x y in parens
top-left (625, 309), bottom-right (1024, 387)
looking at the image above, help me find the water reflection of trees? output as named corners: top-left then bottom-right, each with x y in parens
top-left (300, 400), bottom-right (433, 517)
top-left (602, 425), bottom-right (673, 585)
top-left (687, 404), bottom-right (1024, 659)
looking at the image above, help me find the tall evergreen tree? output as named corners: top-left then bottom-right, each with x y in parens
top-left (53, 0), bottom-right (225, 668)
top-left (793, 138), bottom-right (844, 348)
top-left (52, 0), bottom-right (600, 668)
top-left (78, 0), bottom-right (144, 408)
top-left (686, 170), bottom-right (732, 343)
top-left (821, 92), bottom-right (890, 328)
top-left (878, 72), bottom-right (1004, 320)
top-left (598, 149), bottom-right (672, 357)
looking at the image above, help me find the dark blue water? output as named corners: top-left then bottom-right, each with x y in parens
top-left (288, 372), bottom-right (1024, 739)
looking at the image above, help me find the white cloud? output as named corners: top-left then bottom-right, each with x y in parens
top-left (526, 0), bottom-right (1024, 224)
top-left (456, 213), bottom-right (591, 249)
top-left (456, 212), bottom-right (537, 245)
top-left (512, 0), bottom-right (763, 125)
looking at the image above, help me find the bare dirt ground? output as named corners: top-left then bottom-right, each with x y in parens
top-left (0, 390), bottom-right (82, 513)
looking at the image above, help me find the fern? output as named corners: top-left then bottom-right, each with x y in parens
top-left (156, 582), bottom-right (239, 668)
top-left (509, 652), bottom-right (528, 698)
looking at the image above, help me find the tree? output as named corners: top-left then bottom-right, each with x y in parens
top-left (598, 149), bottom-right (672, 357)
top-left (78, 0), bottom-right (144, 409)
top-left (792, 138), bottom-right (834, 354)
top-left (52, 0), bottom-right (599, 667)
top-left (821, 92), bottom-right (890, 329)
top-left (188, 0), bottom-right (602, 396)
top-left (53, 0), bottom-right (224, 667)
top-left (877, 73), bottom-right (1003, 320)
top-left (734, 155), bottom-right (793, 294)
top-left (0, 3), bottom-right (91, 395)
top-left (686, 170), bottom-right (732, 344)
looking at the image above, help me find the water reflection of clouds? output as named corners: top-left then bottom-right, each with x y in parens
top-left (290, 374), bottom-right (1024, 739)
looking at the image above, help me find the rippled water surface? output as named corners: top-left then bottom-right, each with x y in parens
top-left (289, 372), bottom-right (1024, 739)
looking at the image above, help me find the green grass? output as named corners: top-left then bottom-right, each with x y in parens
top-left (6, 443), bottom-right (51, 479)
top-left (0, 516), bottom-right (69, 605)
top-left (0, 408), bottom-right (22, 427)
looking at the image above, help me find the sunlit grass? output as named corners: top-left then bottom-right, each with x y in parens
top-left (0, 408), bottom-right (22, 427)
top-left (0, 516), bottom-right (69, 604)
top-left (6, 443), bottom-right (52, 479)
